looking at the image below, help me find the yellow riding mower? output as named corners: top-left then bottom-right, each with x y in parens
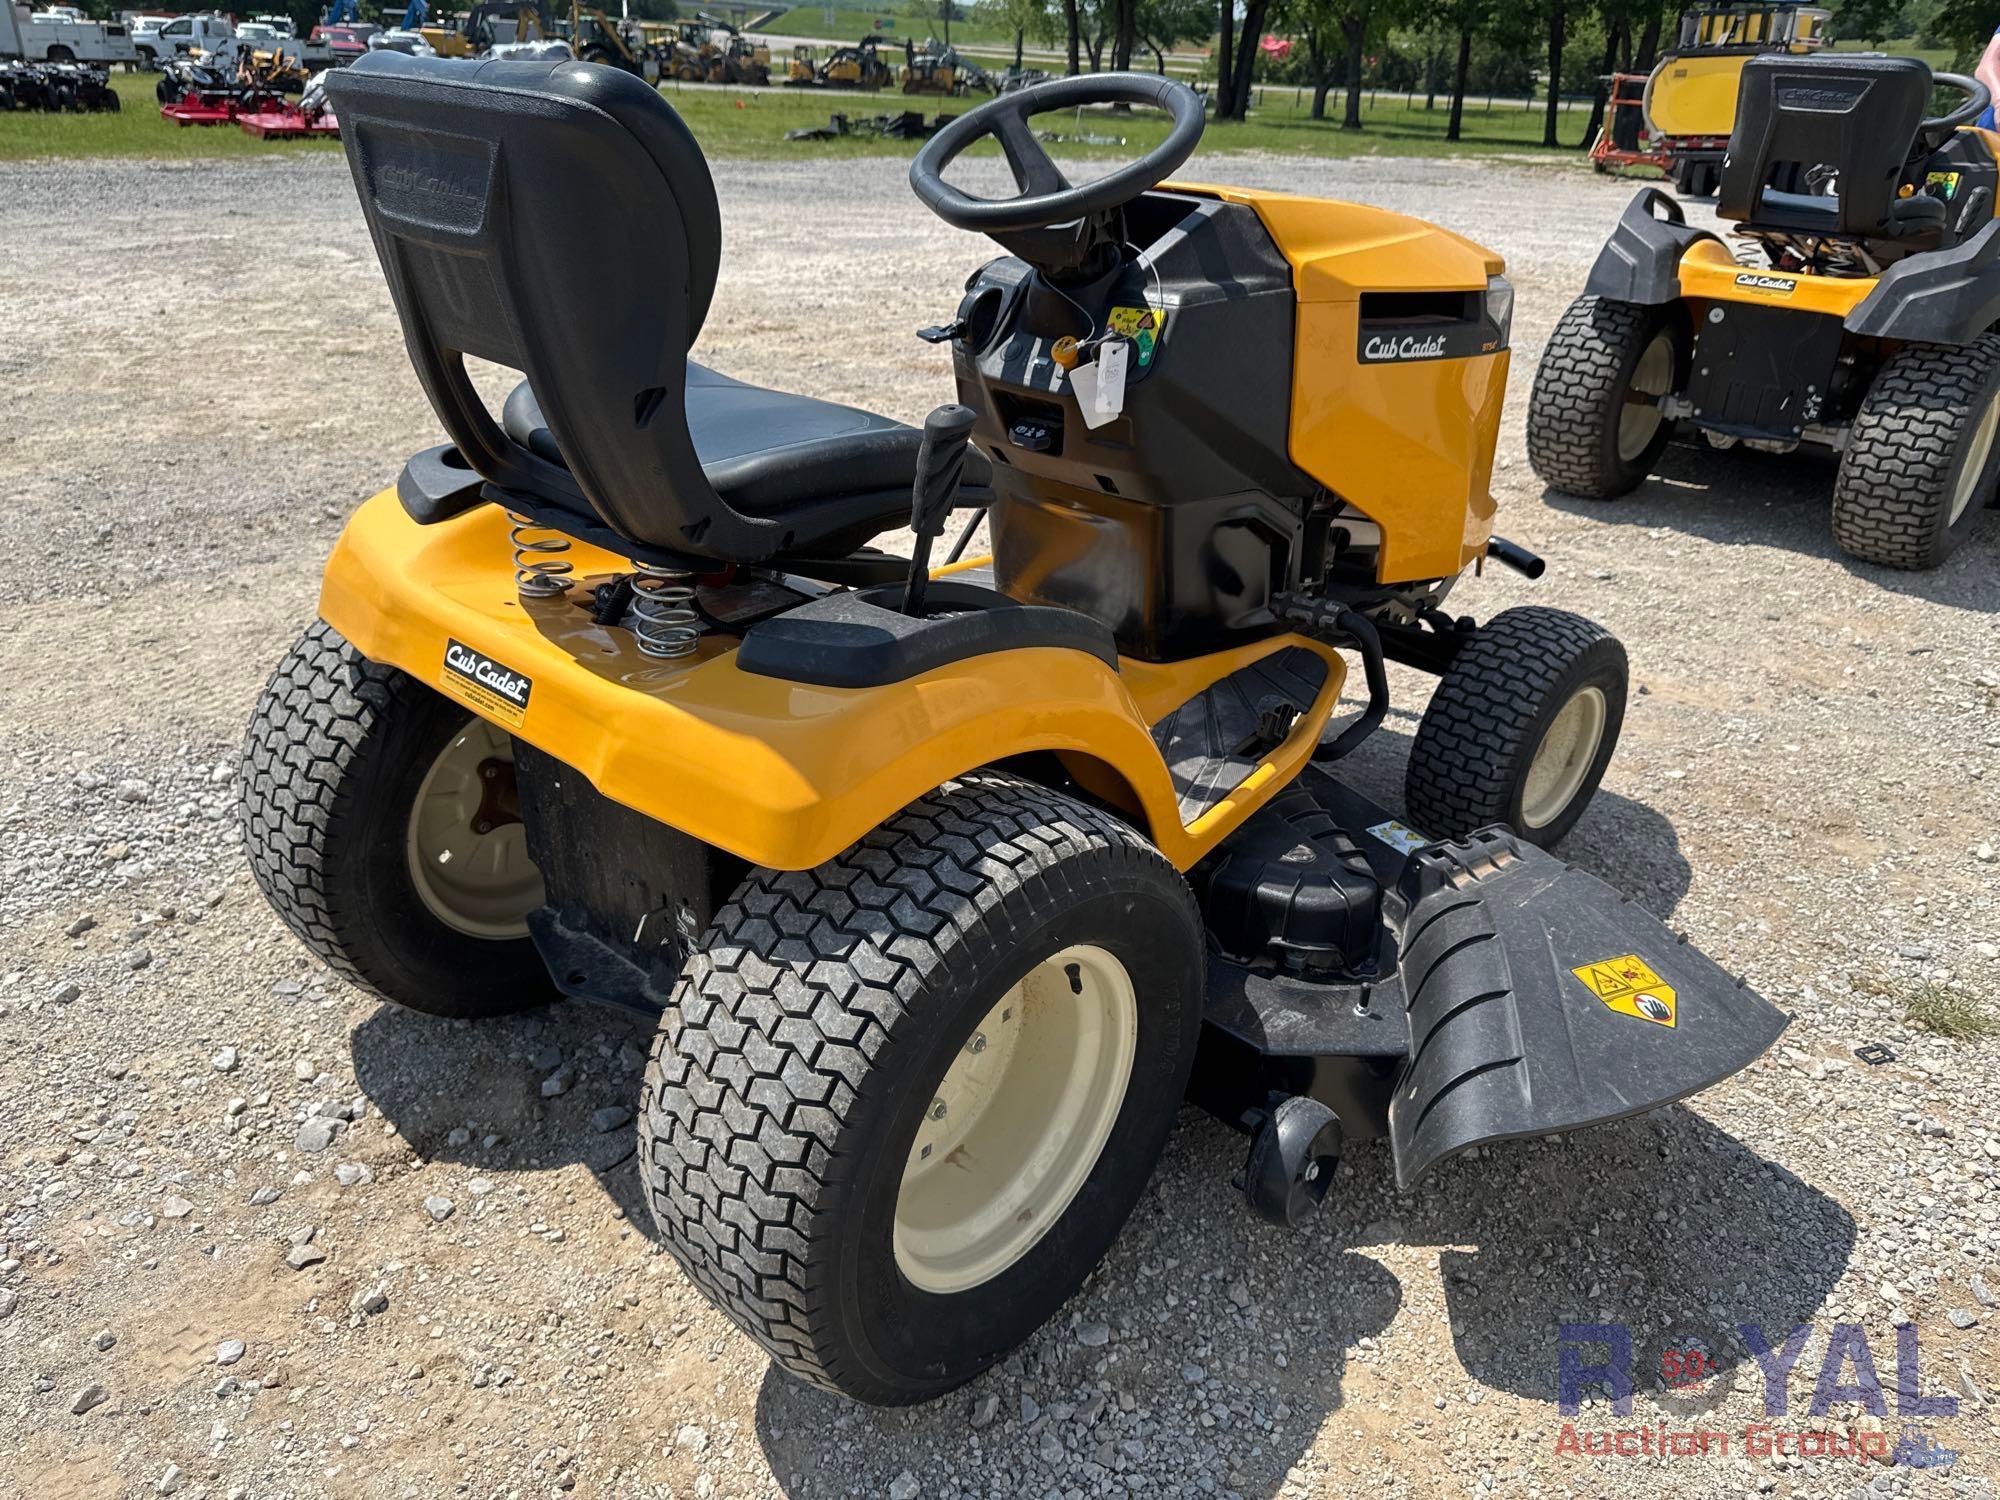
top-left (244, 57), bottom-right (1785, 1405)
top-left (1531, 53), bottom-right (2000, 569)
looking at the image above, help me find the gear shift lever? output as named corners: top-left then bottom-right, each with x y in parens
top-left (902, 403), bottom-right (978, 617)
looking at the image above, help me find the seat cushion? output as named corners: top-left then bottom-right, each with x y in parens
top-left (501, 364), bottom-right (990, 520)
top-left (1744, 187), bottom-right (1945, 248)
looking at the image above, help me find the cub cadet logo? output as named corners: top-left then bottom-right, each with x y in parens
top-left (444, 641), bottom-right (532, 712)
top-left (373, 159), bottom-right (484, 212)
top-left (1733, 272), bottom-right (1795, 296)
top-left (1775, 82), bottom-right (1864, 111)
top-left (1362, 332), bottom-right (1450, 362)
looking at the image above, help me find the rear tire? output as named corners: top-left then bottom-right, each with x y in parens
top-left (1672, 157), bottom-right (1717, 197)
top-left (1830, 335), bottom-right (2000, 569)
top-left (1527, 295), bottom-right (1683, 499)
top-left (241, 621), bottom-right (555, 1019)
top-left (1405, 607), bottom-right (1628, 850)
top-left (639, 771), bottom-right (1203, 1405)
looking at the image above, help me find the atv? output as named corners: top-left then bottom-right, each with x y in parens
top-left (1530, 53), bottom-right (2000, 569)
top-left (244, 55), bottom-right (1787, 1405)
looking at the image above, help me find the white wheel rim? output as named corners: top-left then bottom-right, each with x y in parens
top-left (1521, 686), bottom-right (1607, 830)
top-left (893, 944), bottom-right (1138, 1295)
top-left (404, 720), bottom-right (544, 939)
top-left (1618, 331), bottom-right (1675, 462)
top-left (1950, 391), bottom-right (2000, 526)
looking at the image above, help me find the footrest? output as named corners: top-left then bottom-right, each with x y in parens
top-left (1386, 830), bottom-right (1789, 1187)
top-left (1151, 647), bottom-right (1329, 823)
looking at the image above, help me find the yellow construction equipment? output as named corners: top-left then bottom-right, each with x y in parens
top-left (818, 34), bottom-right (893, 89)
top-left (419, 0), bottom-right (555, 58)
top-left (900, 34), bottom-right (993, 96)
top-left (1644, 4), bottom-right (1830, 195)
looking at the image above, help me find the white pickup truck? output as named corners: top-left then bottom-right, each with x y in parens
top-left (0, 3), bottom-right (140, 64)
top-left (129, 9), bottom-right (234, 66)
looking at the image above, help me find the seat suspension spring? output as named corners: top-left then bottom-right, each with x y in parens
top-left (507, 511), bottom-right (575, 597)
top-left (627, 561), bottom-right (702, 659)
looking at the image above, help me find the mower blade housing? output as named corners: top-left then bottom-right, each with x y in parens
top-left (1387, 830), bottom-right (1787, 1188)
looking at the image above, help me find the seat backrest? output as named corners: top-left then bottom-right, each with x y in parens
top-left (1717, 53), bottom-right (1930, 236)
top-left (324, 51), bottom-right (790, 563)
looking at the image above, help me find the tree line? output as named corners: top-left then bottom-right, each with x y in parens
top-left (961, 0), bottom-right (1987, 147)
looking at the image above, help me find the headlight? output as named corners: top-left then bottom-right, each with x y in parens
top-left (1485, 274), bottom-right (1515, 349)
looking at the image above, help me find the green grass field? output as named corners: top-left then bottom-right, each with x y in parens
top-left (0, 68), bottom-right (1590, 165)
top-left (0, 74), bottom-right (345, 162)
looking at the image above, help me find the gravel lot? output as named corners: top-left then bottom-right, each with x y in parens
top-left (2, 147), bottom-right (1998, 1499)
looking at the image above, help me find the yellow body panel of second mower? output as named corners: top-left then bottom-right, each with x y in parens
top-left (1178, 183), bottom-right (1509, 585)
top-left (319, 491), bottom-right (1349, 874)
top-left (1646, 52), bottom-right (1758, 139)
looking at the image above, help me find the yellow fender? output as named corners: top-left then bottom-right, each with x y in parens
top-left (320, 491), bottom-right (1349, 872)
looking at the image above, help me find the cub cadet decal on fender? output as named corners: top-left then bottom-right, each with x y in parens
top-left (1360, 330), bottom-right (1451, 363)
top-left (1570, 953), bottom-right (1678, 1028)
top-left (1732, 272), bottom-right (1796, 296)
top-left (441, 639), bottom-right (533, 727)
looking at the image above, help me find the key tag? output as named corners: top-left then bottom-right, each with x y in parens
top-left (1095, 336), bottom-right (1130, 418)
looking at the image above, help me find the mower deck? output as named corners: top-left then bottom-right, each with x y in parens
top-left (235, 105), bottom-right (339, 139)
top-left (504, 728), bottom-right (1788, 1193)
top-left (1192, 767), bottom-right (1787, 1188)
top-left (160, 99), bottom-right (242, 127)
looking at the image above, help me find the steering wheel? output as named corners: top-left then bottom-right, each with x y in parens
top-left (1918, 71), bottom-right (1991, 153)
top-left (909, 73), bottom-right (1205, 234)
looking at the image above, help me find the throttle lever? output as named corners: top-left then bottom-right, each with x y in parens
top-left (916, 320), bottom-right (966, 345)
top-left (903, 403), bottom-right (978, 617)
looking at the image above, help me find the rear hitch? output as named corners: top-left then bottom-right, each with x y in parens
top-left (1238, 1095), bottom-right (1344, 1227)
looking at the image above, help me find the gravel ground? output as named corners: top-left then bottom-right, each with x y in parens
top-left (1, 148), bottom-right (1998, 1500)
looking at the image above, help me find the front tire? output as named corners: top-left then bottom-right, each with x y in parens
top-left (1405, 607), bottom-right (1629, 849)
top-left (1527, 295), bottom-right (1683, 499)
top-left (639, 772), bottom-right (1203, 1405)
top-left (241, 621), bottom-right (555, 1018)
top-left (1830, 335), bottom-right (2000, 569)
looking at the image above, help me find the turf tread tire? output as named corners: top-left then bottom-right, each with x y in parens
top-left (1829, 334), bottom-right (2000, 570)
top-left (240, 620), bottom-right (553, 1018)
top-left (638, 771), bottom-right (1201, 1404)
top-left (1527, 294), bottom-right (1678, 499)
top-left (1405, 606), bottom-right (1627, 849)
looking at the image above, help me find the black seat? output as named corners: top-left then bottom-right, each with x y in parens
top-left (500, 365), bottom-right (989, 525)
top-left (323, 52), bottom-right (979, 566)
top-left (1719, 54), bottom-right (1940, 247)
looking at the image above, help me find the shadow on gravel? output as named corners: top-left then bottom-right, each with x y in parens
top-left (348, 999), bottom-right (665, 1235)
top-left (1537, 438), bottom-right (2000, 611)
top-left (750, 1110), bottom-right (1407, 1500)
top-left (1409, 1101), bottom-right (1855, 1409)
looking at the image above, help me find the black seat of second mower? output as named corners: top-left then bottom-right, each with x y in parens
top-left (1719, 53), bottom-right (1942, 247)
top-left (499, 366), bottom-right (986, 525)
top-left (324, 51), bottom-right (982, 566)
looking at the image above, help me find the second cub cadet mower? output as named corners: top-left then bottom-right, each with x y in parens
top-left (1531, 53), bottom-right (2000, 569)
top-left (245, 57), bottom-right (1785, 1405)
